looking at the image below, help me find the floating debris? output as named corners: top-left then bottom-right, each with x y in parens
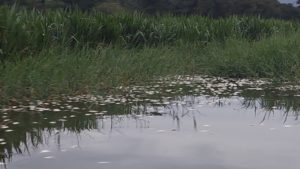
top-left (36, 108), bottom-right (50, 112)
top-left (37, 101), bottom-right (43, 105)
top-left (187, 108), bottom-right (196, 112)
top-left (0, 125), bottom-right (9, 129)
top-left (66, 105), bottom-right (73, 109)
top-left (156, 130), bottom-right (167, 133)
top-left (199, 130), bottom-right (209, 133)
top-left (163, 102), bottom-right (170, 105)
top-left (97, 161), bottom-right (111, 164)
top-left (284, 125), bottom-right (292, 128)
top-left (88, 110), bottom-right (98, 113)
top-left (5, 129), bottom-right (13, 133)
top-left (202, 124), bottom-right (211, 127)
top-left (70, 145), bottom-right (78, 149)
top-left (146, 91), bottom-right (155, 95)
top-left (43, 156), bottom-right (54, 159)
top-left (29, 105), bottom-right (36, 111)
top-left (40, 150), bottom-right (51, 153)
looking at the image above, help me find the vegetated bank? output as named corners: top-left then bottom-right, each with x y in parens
top-left (0, 6), bottom-right (300, 103)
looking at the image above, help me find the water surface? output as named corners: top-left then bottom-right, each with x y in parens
top-left (1, 76), bottom-right (300, 169)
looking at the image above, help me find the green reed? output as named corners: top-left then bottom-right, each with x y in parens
top-left (0, 6), bottom-right (300, 101)
top-left (1, 30), bottom-right (300, 102)
top-left (0, 6), bottom-right (298, 60)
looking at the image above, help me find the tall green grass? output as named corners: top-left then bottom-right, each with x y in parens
top-left (1, 6), bottom-right (300, 102)
top-left (0, 6), bottom-right (298, 60)
top-left (204, 33), bottom-right (300, 78)
top-left (1, 31), bottom-right (300, 102)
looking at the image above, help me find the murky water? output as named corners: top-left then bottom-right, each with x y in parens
top-left (1, 76), bottom-right (300, 169)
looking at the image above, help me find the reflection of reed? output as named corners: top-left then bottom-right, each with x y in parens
top-left (0, 102), bottom-right (154, 165)
top-left (1, 89), bottom-right (300, 166)
top-left (0, 110), bottom-right (99, 166)
top-left (241, 90), bottom-right (300, 123)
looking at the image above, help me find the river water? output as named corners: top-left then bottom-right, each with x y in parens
top-left (1, 76), bottom-right (300, 169)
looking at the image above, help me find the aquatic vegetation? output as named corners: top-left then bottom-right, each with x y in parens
top-left (0, 7), bottom-right (300, 101)
top-left (0, 6), bottom-right (298, 60)
top-left (1, 32), bottom-right (300, 102)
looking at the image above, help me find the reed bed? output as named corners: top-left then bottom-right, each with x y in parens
top-left (0, 6), bottom-right (300, 102)
top-left (0, 6), bottom-right (298, 60)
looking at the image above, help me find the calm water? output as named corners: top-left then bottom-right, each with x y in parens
top-left (1, 76), bottom-right (300, 169)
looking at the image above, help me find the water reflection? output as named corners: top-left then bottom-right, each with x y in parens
top-left (241, 89), bottom-right (300, 123)
top-left (1, 76), bottom-right (300, 168)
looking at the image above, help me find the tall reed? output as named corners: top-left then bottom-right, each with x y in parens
top-left (0, 6), bottom-right (298, 60)
top-left (1, 6), bottom-right (300, 102)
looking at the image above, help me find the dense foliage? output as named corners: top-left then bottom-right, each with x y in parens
top-left (0, 0), bottom-right (300, 19)
top-left (122, 0), bottom-right (300, 19)
top-left (0, 6), bottom-right (298, 61)
top-left (0, 6), bottom-right (300, 101)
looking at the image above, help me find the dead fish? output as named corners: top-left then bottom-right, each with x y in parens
top-left (149, 112), bottom-right (163, 116)
top-left (40, 150), bottom-right (51, 153)
top-left (97, 161), bottom-right (110, 164)
top-left (43, 156), bottom-right (54, 159)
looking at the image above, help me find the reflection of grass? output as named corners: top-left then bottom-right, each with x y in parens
top-left (0, 110), bottom-right (99, 164)
top-left (1, 89), bottom-right (300, 164)
top-left (0, 102), bottom-right (146, 163)
top-left (241, 90), bottom-right (300, 122)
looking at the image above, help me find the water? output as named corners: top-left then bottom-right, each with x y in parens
top-left (1, 76), bottom-right (300, 169)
